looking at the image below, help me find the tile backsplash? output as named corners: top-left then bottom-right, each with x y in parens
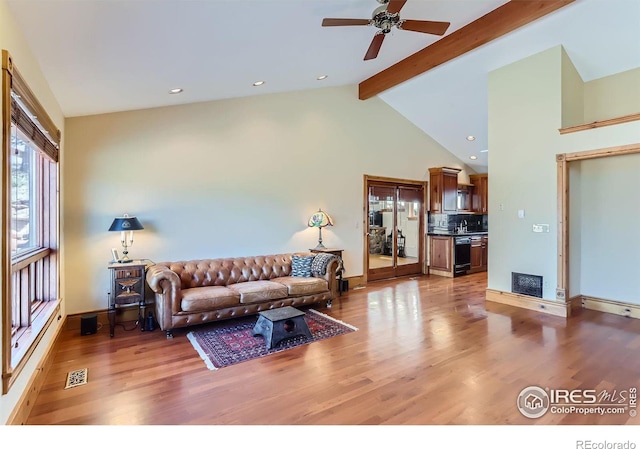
top-left (428, 213), bottom-right (488, 233)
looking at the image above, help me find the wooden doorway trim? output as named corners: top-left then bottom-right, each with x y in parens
top-left (556, 142), bottom-right (640, 308)
top-left (363, 174), bottom-right (428, 285)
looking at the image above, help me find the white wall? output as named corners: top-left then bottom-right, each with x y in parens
top-left (489, 45), bottom-right (640, 302)
top-left (64, 85), bottom-right (468, 315)
top-left (0, 0), bottom-right (66, 424)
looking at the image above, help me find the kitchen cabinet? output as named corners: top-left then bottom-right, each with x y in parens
top-left (470, 236), bottom-right (483, 271)
top-left (481, 235), bottom-right (488, 270)
top-left (430, 233), bottom-right (486, 277)
top-left (469, 173), bottom-right (488, 214)
top-left (429, 167), bottom-right (460, 213)
top-left (428, 235), bottom-right (453, 277)
top-left (468, 234), bottom-right (489, 273)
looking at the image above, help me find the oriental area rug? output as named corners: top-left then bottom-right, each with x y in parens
top-left (187, 309), bottom-right (358, 370)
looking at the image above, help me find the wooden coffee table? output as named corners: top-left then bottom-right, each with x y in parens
top-left (252, 306), bottom-right (312, 349)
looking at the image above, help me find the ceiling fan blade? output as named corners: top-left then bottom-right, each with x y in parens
top-left (386, 0), bottom-right (407, 15)
top-left (364, 33), bottom-right (385, 61)
top-left (399, 20), bottom-right (451, 36)
top-left (322, 18), bottom-right (370, 27)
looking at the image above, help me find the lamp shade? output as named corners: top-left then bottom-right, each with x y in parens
top-left (308, 209), bottom-right (333, 228)
top-left (108, 214), bottom-right (144, 232)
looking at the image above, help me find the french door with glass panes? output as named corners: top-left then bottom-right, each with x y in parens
top-left (366, 177), bottom-right (425, 282)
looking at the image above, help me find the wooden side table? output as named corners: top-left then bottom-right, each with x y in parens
top-left (309, 248), bottom-right (345, 295)
top-left (107, 260), bottom-right (147, 337)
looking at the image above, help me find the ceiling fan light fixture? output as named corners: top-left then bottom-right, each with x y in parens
top-left (322, 0), bottom-right (450, 60)
top-left (372, 6), bottom-right (400, 33)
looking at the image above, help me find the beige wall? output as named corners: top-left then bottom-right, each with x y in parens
top-left (64, 85), bottom-right (469, 315)
top-left (584, 67), bottom-right (640, 123)
top-left (488, 47), bottom-right (563, 299)
top-left (561, 61), bottom-right (639, 128)
top-left (564, 59), bottom-right (640, 303)
top-left (488, 45), bottom-right (640, 302)
top-left (0, 0), bottom-right (66, 424)
top-left (561, 47), bottom-right (584, 128)
top-left (571, 153), bottom-right (640, 304)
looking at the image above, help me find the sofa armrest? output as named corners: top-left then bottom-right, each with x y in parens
top-left (146, 264), bottom-right (182, 330)
top-left (314, 257), bottom-right (341, 298)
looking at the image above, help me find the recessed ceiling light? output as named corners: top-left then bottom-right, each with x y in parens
top-left (169, 88), bottom-right (183, 94)
top-left (253, 81), bottom-right (265, 86)
top-left (466, 135), bottom-right (476, 141)
top-left (317, 75), bottom-right (328, 80)
top-left (469, 155), bottom-right (478, 160)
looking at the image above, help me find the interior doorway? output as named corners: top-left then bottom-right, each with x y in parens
top-left (556, 142), bottom-right (640, 310)
top-left (364, 175), bottom-right (426, 282)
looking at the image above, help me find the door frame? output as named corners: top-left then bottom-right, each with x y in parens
top-left (556, 142), bottom-right (640, 312)
top-left (363, 175), bottom-right (427, 284)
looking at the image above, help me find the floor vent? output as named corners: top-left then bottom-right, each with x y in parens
top-left (512, 272), bottom-right (543, 298)
top-left (65, 368), bottom-right (88, 389)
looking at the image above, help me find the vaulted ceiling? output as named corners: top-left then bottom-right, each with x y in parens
top-left (7, 0), bottom-right (640, 172)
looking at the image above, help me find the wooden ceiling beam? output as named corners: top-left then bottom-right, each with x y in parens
top-left (358, 0), bottom-right (575, 100)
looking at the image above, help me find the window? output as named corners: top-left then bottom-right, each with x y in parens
top-left (2, 50), bottom-right (61, 393)
top-left (10, 119), bottom-right (58, 341)
top-left (11, 126), bottom-right (35, 254)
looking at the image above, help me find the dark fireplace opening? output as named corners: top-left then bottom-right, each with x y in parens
top-left (512, 272), bottom-right (543, 298)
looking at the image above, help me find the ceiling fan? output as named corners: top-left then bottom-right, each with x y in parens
top-left (322, 0), bottom-right (451, 61)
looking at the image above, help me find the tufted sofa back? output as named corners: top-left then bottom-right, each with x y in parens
top-left (157, 253), bottom-right (305, 289)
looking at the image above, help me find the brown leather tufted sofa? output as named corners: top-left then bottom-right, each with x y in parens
top-left (146, 252), bottom-right (340, 338)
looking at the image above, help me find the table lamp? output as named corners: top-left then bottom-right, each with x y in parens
top-left (308, 208), bottom-right (333, 250)
top-left (108, 213), bottom-right (144, 263)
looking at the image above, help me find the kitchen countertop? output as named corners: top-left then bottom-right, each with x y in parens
top-left (427, 231), bottom-right (489, 237)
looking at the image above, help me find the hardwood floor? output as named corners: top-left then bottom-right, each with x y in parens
top-left (25, 272), bottom-right (640, 427)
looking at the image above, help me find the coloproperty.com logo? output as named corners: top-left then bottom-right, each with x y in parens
top-left (517, 385), bottom-right (637, 419)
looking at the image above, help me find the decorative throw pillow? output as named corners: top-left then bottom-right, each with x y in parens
top-left (291, 255), bottom-right (313, 277)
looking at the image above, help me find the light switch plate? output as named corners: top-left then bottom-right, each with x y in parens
top-left (533, 224), bottom-right (550, 233)
top-left (518, 209), bottom-right (525, 218)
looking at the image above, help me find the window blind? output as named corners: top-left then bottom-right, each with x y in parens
top-left (10, 96), bottom-right (58, 162)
